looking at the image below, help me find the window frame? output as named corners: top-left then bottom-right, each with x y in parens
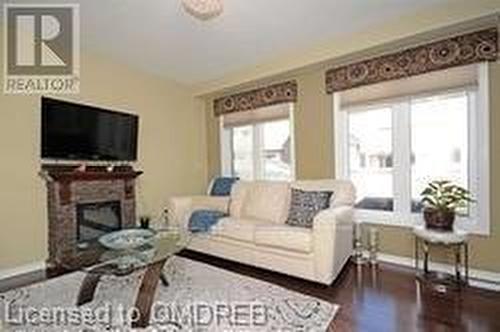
top-left (334, 63), bottom-right (490, 235)
top-left (220, 103), bottom-right (296, 181)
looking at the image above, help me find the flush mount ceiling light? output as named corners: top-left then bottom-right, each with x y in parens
top-left (182, 0), bottom-right (223, 21)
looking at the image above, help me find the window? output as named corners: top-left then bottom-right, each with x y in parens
top-left (410, 93), bottom-right (469, 213)
top-left (335, 64), bottom-right (490, 234)
top-left (221, 104), bottom-right (295, 181)
top-left (348, 106), bottom-right (393, 211)
top-left (232, 125), bottom-right (254, 180)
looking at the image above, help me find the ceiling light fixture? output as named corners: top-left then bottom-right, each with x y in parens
top-left (182, 0), bottom-right (223, 21)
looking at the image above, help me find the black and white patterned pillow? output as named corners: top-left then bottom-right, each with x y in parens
top-left (285, 188), bottom-right (334, 228)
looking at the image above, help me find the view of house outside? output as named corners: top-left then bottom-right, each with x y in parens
top-left (232, 119), bottom-right (292, 181)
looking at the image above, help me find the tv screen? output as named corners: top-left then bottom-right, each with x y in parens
top-left (41, 97), bottom-right (139, 161)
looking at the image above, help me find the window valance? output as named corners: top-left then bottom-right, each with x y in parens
top-left (214, 80), bottom-right (297, 116)
top-left (326, 28), bottom-right (498, 94)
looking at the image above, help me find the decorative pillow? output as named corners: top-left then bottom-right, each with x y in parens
top-left (285, 188), bottom-right (333, 228)
top-left (209, 177), bottom-right (239, 197)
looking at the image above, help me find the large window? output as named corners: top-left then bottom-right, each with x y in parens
top-left (410, 93), bottom-right (469, 213)
top-left (348, 106), bottom-right (393, 211)
top-left (335, 64), bottom-right (489, 234)
top-left (221, 104), bottom-right (294, 181)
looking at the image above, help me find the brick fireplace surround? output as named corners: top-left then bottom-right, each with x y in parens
top-left (41, 165), bottom-right (143, 268)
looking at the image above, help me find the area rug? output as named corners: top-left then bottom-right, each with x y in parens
top-left (0, 257), bottom-right (338, 331)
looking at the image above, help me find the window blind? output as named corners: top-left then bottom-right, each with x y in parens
top-left (222, 103), bottom-right (291, 128)
top-left (338, 64), bottom-right (478, 109)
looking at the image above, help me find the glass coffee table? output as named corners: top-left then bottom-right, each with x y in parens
top-left (62, 229), bottom-right (189, 328)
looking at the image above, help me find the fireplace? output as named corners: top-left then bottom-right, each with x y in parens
top-left (76, 201), bottom-right (122, 243)
top-left (41, 165), bottom-right (143, 267)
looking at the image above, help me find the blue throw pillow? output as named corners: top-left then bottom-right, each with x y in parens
top-left (210, 177), bottom-right (239, 196)
top-left (188, 210), bottom-right (228, 233)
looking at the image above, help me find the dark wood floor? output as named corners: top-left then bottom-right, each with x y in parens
top-left (1, 251), bottom-right (500, 332)
top-left (179, 251), bottom-right (500, 332)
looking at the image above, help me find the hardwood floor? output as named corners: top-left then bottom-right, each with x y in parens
top-left (179, 251), bottom-right (500, 332)
top-left (1, 251), bottom-right (499, 332)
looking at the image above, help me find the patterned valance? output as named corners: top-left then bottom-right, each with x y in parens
top-left (214, 81), bottom-right (298, 116)
top-left (325, 28), bottom-right (498, 94)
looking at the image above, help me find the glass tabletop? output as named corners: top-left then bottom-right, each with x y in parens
top-left (64, 229), bottom-right (190, 276)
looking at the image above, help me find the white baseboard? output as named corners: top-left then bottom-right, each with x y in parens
top-left (378, 253), bottom-right (500, 291)
top-left (1, 255), bottom-right (499, 292)
top-left (0, 262), bottom-right (46, 282)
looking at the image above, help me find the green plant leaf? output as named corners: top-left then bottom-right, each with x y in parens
top-left (419, 179), bottom-right (474, 213)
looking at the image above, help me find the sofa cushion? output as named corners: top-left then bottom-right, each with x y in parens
top-left (212, 217), bottom-right (272, 243)
top-left (254, 225), bottom-right (313, 253)
top-left (285, 188), bottom-right (333, 228)
top-left (240, 181), bottom-right (291, 224)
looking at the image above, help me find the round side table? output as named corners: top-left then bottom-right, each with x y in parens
top-left (413, 226), bottom-right (469, 287)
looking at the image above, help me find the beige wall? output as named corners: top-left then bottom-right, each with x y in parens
top-left (1, 0), bottom-right (499, 273)
top-left (205, 69), bottom-right (336, 181)
top-left (202, 3), bottom-right (500, 272)
top-left (0, 31), bottom-right (208, 269)
top-left (204, 58), bottom-right (500, 274)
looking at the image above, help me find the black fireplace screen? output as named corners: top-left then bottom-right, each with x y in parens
top-left (76, 201), bottom-right (122, 243)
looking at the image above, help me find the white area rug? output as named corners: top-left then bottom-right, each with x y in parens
top-left (0, 257), bottom-right (338, 331)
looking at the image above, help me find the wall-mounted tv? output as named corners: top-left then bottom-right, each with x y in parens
top-left (41, 97), bottom-right (139, 161)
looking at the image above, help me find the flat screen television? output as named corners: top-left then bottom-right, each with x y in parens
top-left (41, 97), bottom-right (139, 161)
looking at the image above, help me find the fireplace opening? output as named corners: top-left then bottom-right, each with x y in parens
top-left (76, 201), bottom-right (122, 243)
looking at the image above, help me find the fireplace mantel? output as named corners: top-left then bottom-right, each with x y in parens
top-left (40, 164), bottom-right (142, 267)
top-left (40, 164), bottom-right (143, 182)
top-left (42, 170), bottom-right (143, 182)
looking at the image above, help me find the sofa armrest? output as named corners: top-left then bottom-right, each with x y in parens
top-left (312, 206), bottom-right (354, 284)
top-left (167, 196), bottom-right (230, 231)
top-left (314, 206), bottom-right (353, 227)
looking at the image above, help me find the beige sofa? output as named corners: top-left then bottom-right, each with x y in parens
top-left (168, 180), bottom-right (355, 285)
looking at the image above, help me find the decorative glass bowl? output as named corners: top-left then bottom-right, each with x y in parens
top-left (98, 229), bottom-right (156, 250)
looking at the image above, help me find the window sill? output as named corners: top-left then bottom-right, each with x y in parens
top-left (354, 210), bottom-right (414, 230)
top-left (354, 209), bottom-right (490, 236)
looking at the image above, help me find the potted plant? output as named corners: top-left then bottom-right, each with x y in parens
top-left (420, 180), bottom-right (474, 231)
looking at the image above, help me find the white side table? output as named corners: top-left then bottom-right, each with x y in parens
top-left (413, 226), bottom-right (469, 286)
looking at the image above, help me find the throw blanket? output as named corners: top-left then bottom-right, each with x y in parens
top-left (188, 210), bottom-right (227, 233)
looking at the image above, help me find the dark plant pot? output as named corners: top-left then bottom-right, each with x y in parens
top-left (423, 208), bottom-right (455, 231)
